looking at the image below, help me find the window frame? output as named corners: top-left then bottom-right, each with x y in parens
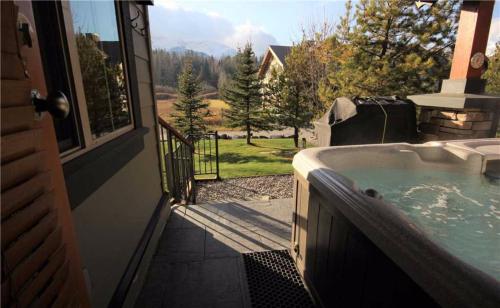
top-left (59, 0), bottom-right (135, 162)
top-left (33, 0), bottom-right (148, 208)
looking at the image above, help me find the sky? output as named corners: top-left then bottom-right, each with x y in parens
top-left (149, 0), bottom-right (500, 56)
top-left (69, 0), bottom-right (119, 40)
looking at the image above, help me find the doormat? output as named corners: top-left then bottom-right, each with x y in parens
top-left (242, 250), bottom-right (315, 308)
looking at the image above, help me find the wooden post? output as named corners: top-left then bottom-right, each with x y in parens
top-left (449, 1), bottom-right (495, 79)
top-left (409, 1), bottom-right (499, 141)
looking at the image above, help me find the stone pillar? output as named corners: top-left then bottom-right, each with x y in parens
top-left (418, 108), bottom-right (496, 141)
top-left (408, 1), bottom-right (500, 142)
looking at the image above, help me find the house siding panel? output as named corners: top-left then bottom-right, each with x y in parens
top-left (71, 3), bottom-right (162, 307)
top-left (262, 56), bottom-right (283, 84)
top-left (138, 82), bottom-right (155, 108)
top-left (132, 30), bottom-right (149, 61)
top-left (135, 57), bottom-right (151, 84)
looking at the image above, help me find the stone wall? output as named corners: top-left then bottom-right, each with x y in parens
top-left (418, 108), bottom-right (497, 141)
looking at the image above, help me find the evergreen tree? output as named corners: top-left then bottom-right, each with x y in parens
top-left (76, 33), bottom-right (130, 137)
top-left (485, 43), bottom-right (500, 95)
top-left (173, 61), bottom-right (208, 138)
top-left (320, 0), bottom-right (460, 102)
top-left (264, 68), bottom-right (313, 147)
top-left (223, 44), bottom-right (270, 144)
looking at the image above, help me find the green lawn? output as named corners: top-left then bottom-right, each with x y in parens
top-left (215, 138), bottom-right (301, 179)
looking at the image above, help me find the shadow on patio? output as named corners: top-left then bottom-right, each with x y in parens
top-left (135, 199), bottom-right (293, 308)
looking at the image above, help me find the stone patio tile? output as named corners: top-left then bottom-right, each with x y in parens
top-left (187, 204), bottom-right (274, 235)
top-left (213, 203), bottom-right (265, 227)
top-left (256, 228), bottom-right (292, 250)
top-left (183, 204), bottom-right (227, 230)
top-left (155, 227), bottom-right (205, 262)
top-left (204, 228), bottom-right (270, 257)
top-left (165, 208), bottom-right (187, 229)
top-left (218, 201), bottom-right (291, 225)
top-left (270, 197), bottom-right (294, 207)
top-left (137, 199), bottom-right (294, 308)
top-left (160, 258), bottom-right (244, 308)
top-left (134, 261), bottom-right (174, 308)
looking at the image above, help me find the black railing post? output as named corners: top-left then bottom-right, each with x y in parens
top-left (190, 143), bottom-right (196, 204)
top-left (215, 131), bottom-right (220, 180)
top-left (158, 118), bottom-right (196, 204)
top-left (166, 129), bottom-right (176, 200)
top-left (159, 126), bottom-right (167, 192)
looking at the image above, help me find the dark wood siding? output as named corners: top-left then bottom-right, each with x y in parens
top-left (292, 172), bottom-right (439, 308)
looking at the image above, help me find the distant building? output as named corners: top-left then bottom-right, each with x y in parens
top-left (258, 45), bottom-right (292, 84)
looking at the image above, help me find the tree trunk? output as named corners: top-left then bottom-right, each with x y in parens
top-left (293, 126), bottom-right (299, 148)
top-left (246, 124), bottom-right (251, 145)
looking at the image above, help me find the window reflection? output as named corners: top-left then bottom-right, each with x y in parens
top-left (69, 0), bottom-right (131, 139)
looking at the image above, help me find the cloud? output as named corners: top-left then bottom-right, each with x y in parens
top-left (155, 0), bottom-right (180, 10)
top-left (149, 3), bottom-right (277, 57)
top-left (487, 18), bottom-right (500, 55)
top-left (224, 22), bottom-right (278, 55)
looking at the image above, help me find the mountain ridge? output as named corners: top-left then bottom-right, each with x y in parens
top-left (154, 40), bottom-right (237, 58)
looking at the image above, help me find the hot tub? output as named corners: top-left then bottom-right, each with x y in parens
top-left (291, 139), bottom-right (500, 308)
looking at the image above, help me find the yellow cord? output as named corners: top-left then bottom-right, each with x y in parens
top-left (372, 98), bottom-right (388, 144)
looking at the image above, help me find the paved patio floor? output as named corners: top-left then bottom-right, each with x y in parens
top-left (135, 198), bottom-right (293, 308)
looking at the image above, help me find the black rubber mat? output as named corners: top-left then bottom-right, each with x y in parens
top-left (242, 250), bottom-right (315, 308)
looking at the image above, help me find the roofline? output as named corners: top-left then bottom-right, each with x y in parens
top-left (268, 46), bottom-right (287, 67)
top-left (258, 45), bottom-right (290, 78)
top-left (258, 48), bottom-right (274, 78)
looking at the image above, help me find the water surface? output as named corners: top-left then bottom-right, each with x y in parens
top-left (341, 168), bottom-right (500, 280)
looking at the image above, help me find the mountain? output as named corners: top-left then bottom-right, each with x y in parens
top-left (168, 47), bottom-right (210, 58)
top-left (156, 40), bottom-right (237, 58)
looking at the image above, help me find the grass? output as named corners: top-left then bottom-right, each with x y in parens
top-left (164, 138), bottom-right (303, 184)
top-left (157, 98), bottom-right (235, 131)
top-left (215, 138), bottom-right (301, 179)
top-left (205, 99), bottom-right (229, 109)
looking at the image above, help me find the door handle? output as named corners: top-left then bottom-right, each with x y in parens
top-left (32, 90), bottom-right (70, 119)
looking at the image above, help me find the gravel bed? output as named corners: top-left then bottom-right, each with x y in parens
top-left (196, 174), bottom-right (293, 203)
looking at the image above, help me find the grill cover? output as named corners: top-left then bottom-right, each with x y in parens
top-left (314, 96), bottom-right (417, 146)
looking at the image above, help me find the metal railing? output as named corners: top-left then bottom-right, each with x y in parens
top-left (158, 118), bottom-right (196, 204)
top-left (189, 131), bottom-right (220, 181)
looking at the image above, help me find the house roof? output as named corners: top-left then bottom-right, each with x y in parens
top-left (268, 45), bottom-right (292, 67)
top-left (258, 45), bottom-right (292, 78)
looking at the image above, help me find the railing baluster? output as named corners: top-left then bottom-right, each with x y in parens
top-left (188, 132), bottom-right (220, 180)
top-left (208, 135), bottom-right (213, 174)
top-left (197, 138), bottom-right (202, 175)
top-left (177, 140), bottom-right (181, 200)
top-left (158, 117), bottom-right (222, 201)
top-left (215, 131), bottom-right (220, 180)
top-left (203, 137), bottom-right (207, 174)
top-left (166, 130), bottom-right (176, 198)
top-left (181, 142), bottom-right (187, 200)
top-left (158, 117), bottom-right (196, 204)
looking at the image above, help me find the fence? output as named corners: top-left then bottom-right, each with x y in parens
top-left (190, 131), bottom-right (220, 181)
top-left (158, 118), bottom-right (196, 204)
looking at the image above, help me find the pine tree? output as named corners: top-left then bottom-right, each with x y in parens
top-left (264, 68), bottom-right (313, 147)
top-left (76, 33), bottom-right (129, 137)
top-left (223, 44), bottom-right (270, 144)
top-left (173, 61), bottom-right (208, 138)
top-left (485, 43), bottom-right (500, 95)
top-left (320, 0), bottom-right (460, 102)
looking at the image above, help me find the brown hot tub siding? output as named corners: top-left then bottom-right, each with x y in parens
top-left (292, 172), bottom-right (439, 308)
top-left (292, 140), bottom-right (500, 308)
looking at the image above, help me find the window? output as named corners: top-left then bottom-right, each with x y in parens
top-left (58, 0), bottom-right (133, 159)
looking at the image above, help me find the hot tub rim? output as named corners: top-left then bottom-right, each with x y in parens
top-left (293, 144), bottom-right (500, 308)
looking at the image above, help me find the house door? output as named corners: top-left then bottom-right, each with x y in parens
top-left (1, 1), bottom-right (90, 307)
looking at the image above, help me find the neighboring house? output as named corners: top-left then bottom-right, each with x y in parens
top-left (1, 1), bottom-right (176, 307)
top-left (258, 45), bottom-right (292, 84)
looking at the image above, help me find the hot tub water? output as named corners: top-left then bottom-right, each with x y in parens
top-left (341, 168), bottom-right (500, 280)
